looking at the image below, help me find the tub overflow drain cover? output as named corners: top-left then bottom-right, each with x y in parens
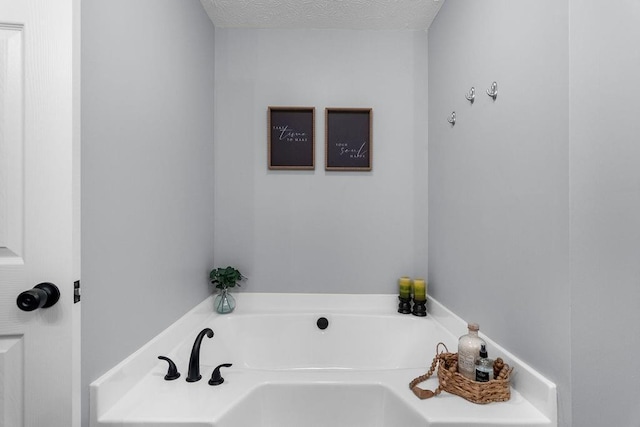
top-left (317, 317), bottom-right (329, 330)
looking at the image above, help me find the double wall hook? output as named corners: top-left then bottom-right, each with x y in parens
top-left (447, 111), bottom-right (456, 126)
top-left (465, 87), bottom-right (475, 104)
top-left (486, 81), bottom-right (498, 100)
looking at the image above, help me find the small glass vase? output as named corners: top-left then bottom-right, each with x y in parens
top-left (214, 288), bottom-right (236, 314)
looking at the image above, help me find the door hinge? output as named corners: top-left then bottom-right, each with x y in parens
top-left (74, 280), bottom-right (81, 303)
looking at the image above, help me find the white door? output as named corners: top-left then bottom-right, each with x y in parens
top-left (0, 0), bottom-right (79, 426)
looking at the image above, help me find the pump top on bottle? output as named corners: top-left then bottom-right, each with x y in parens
top-left (475, 344), bottom-right (494, 382)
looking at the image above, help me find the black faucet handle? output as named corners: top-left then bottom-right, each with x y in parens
top-left (209, 363), bottom-right (233, 386)
top-left (158, 356), bottom-right (181, 380)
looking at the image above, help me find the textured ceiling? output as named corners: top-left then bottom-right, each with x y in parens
top-left (200, 0), bottom-right (444, 30)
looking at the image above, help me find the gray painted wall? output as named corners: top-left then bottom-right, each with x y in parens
top-left (213, 28), bottom-right (429, 293)
top-left (81, 1), bottom-right (215, 426)
top-left (428, 1), bottom-right (571, 425)
top-left (79, 1), bottom-right (640, 426)
top-left (430, 1), bottom-right (640, 426)
top-left (570, 1), bottom-right (640, 425)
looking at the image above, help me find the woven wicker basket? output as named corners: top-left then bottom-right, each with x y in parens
top-left (410, 343), bottom-right (513, 404)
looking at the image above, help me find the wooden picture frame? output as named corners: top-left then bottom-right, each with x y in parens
top-left (325, 108), bottom-right (372, 171)
top-left (268, 106), bottom-right (315, 170)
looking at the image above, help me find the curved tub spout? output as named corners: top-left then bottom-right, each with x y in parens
top-left (186, 328), bottom-right (214, 382)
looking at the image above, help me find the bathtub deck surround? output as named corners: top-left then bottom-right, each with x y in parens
top-left (90, 293), bottom-right (557, 427)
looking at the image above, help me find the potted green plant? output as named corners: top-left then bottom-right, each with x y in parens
top-left (209, 266), bottom-right (246, 313)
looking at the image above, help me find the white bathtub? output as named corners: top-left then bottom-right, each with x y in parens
top-left (91, 293), bottom-right (557, 427)
top-left (192, 312), bottom-right (445, 370)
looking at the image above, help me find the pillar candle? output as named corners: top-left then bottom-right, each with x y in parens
top-left (399, 277), bottom-right (411, 299)
top-left (413, 278), bottom-right (426, 301)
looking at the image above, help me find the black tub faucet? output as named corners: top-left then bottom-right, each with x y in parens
top-left (186, 328), bottom-right (214, 382)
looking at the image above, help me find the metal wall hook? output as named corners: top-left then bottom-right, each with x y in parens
top-left (486, 81), bottom-right (498, 100)
top-left (447, 111), bottom-right (456, 126)
top-left (465, 87), bottom-right (475, 104)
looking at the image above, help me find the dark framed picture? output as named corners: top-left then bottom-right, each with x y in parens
top-left (268, 106), bottom-right (315, 170)
top-left (325, 108), bottom-right (372, 171)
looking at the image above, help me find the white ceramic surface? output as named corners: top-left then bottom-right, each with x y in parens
top-left (190, 313), bottom-right (445, 370)
top-left (217, 383), bottom-right (424, 427)
top-left (90, 293), bottom-right (556, 427)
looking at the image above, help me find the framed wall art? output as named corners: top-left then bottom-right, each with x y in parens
top-left (268, 106), bottom-right (315, 170)
top-left (325, 108), bottom-right (372, 171)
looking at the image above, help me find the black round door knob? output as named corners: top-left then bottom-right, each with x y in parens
top-left (16, 282), bottom-right (61, 311)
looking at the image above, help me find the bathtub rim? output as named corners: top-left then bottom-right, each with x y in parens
top-left (89, 292), bottom-right (557, 427)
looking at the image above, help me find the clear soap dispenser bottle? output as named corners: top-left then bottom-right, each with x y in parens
top-left (457, 323), bottom-right (486, 380)
top-left (475, 344), bottom-right (494, 382)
